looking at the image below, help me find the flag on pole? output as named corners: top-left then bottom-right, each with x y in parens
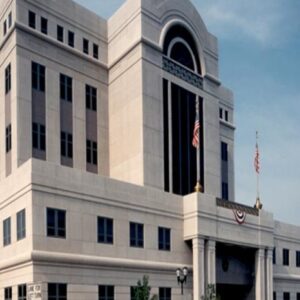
top-left (192, 109), bottom-right (200, 148)
top-left (254, 138), bottom-right (260, 174)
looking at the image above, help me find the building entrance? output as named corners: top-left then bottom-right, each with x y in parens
top-left (216, 243), bottom-right (256, 300)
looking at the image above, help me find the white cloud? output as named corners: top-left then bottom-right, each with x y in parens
top-left (192, 0), bottom-right (295, 46)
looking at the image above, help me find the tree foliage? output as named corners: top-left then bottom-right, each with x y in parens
top-left (132, 276), bottom-right (157, 300)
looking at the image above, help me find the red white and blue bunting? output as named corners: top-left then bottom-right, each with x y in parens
top-left (233, 209), bottom-right (246, 224)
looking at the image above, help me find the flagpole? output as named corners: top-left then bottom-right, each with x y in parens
top-left (255, 131), bottom-right (262, 209)
top-left (194, 98), bottom-right (202, 192)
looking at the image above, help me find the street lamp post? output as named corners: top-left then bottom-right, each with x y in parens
top-left (176, 267), bottom-right (188, 295)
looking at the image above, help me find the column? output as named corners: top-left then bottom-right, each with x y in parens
top-left (205, 240), bottom-right (216, 286)
top-left (266, 248), bottom-right (273, 300)
top-left (255, 248), bottom-right (266, 299)
top-left (193, 238), bottom-right (205, 300)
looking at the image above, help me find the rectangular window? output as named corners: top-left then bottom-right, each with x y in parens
top-left (225, 110), bottom-right (229, 122)
top-left (159, 288), bottom-right (171, 300)
top-left (222, 182), bottom-right (228, 200)
top-left (283, 248), bottom-right (289, 266)
top-left (18, 284), bottom-right (27, 300)
top-left (83, 38), bottom-right (89, 54)
top-left (297, 293), bottom-right (300, 300)
top-left (8, 12), bottom-right (12, 28)
top-left (158, 227), bottom-right (171, 251)
top-left (283, 292), bottom-right (290, 300)
top-left (3, 217), bottom-right (11, 246)
top-left (33, 123), bottom-right (46, 151)
top-left (48, 283), bottom-right (67, 300)
top-left (28, 11), bottom-right (36, 29)
top-left (57, 25), bottom-right (64, 42)
top-left (4, 287), bottom-right (12, 300)
top-left (221, 142), bottom-right (228, 161)
top-left (219, 108), bottom-right (223, 119)
top-left (85, 85), bottom-right (97, 111)
top-left (61, 131), bottom-right (73, 159)
top-left (60, 74), bottom-right (72, 102)
top-left (17, 209), bottom-right (26, 240)
top-left (296, 251), bottom-right (300, 267)
top-left (273, 248), bottom-right (276, 264)
top-left (41, 17), bottom-right (48, 34)
top-left (130, 287), bottom-right (136, 300)
top-left (3, 20), bottom-right (7, 35)
top-left (273, 292), bottom-right (276, 300)
top-left (86, 140), bottom-right (98, 165)
top-left (99, 285), bottom-right (114, 300)
top-left (47, 208), bottom-right (66, 238)
top-left (6, 124), bottom-right (12, 153)
top-left (32, 62), bottom-right (45, 92)
top-left (130, 222), bottom-right (144, 248)
top-left (97, 217), bottom-right (113, 244)
top-left (5, 63), bottom-right (11, 94)
top-left (68, 31), bottom-right (74, 47)
top-left (93, 43), bottom-right (99, 59)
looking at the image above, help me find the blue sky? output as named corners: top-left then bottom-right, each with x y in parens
top-left (75, 0), bottom-right (300, 225)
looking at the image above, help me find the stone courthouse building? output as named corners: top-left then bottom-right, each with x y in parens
top-left (0, 0), bottom-right (300, 299)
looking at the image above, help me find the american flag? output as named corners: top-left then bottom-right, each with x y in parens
top-left (254, 142), bottom-right (260, 174)
top-left (192, 112), bottom-right (200, 148)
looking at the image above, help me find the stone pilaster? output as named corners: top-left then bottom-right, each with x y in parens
top-left (205, 240), bottom-right (216, 286)
top-left (255, 248), bottom-right (266, 299)
top-left (193, 238), bottom-right (205, 300)
top-left (266, 248), bottom-right (273, 300)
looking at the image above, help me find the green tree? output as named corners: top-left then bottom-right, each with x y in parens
top-left (132, 276), bottom-right (157, 300)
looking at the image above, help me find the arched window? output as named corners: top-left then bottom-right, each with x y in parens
top-left (163, 24), bottom-right (201, 74)
top-left (162, 25), bottom-right (204, 196)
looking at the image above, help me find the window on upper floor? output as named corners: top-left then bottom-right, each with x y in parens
top-left (130, 287), bottom-right (136, 300)
top-left (159, 288), bottom-right (171, 300)
top-left (86, 140), bottom-right (98, 166)
top-left (130, 222), bottom-right (143, 248)
top-left (225, 110), bottom-right (229, 122)
top-left (99, 285), bottom-right (114, 300)
top-left (83, 38), bottom-right (89, 54)
top-left (273, 292), bottom-right (276, 300)
top-left (219, 108), bottom-right (223, 119)
top-left (41, 17), bottom-right (48, 34)
top-left (32, 62), bottom-right (45, 92)
top-left (283, 292), bottom-right (290, 300)
top-left (48, 283), bottom-right (67, 300)
top-left (86, 84), bottom-right (97, 111)
top-left (68, 31), bottom-right (74, 48)
top-left (297, 293), bottom-right (300, 300)
top-left (57, 25), bottom-right (64, 42)
top-left (5, 124), bottom-right (12, 153)
top-left (97, 217), bottom-right (113, 244)
top-left (32, 123), bottom-right (46, 152)
top-left (222, 182), bottom-right (229, 201)
top-left (283, 248), bottom-right (289, 266)
top-left (18, 284), bottom-right (27, 300)
top-left (221, 142), bottom-right (228, 162)
top-left (4, 287), bottom-right (12, 300)
top-left (28, 11), bottom-right (36, 29)
top-left (5, 63), bottom-right (11, 94)
top-left (61, 131), bottom-right (73, 159)
top-left (158, 227), bottom-right (171, 251)
top-left (273, 247), bottom-right (276, 264)
top-left (3, 20), bottom-right (7, 35)
top-left (47, 208), bottom-right (66, 238)
top-left (3, 217), bottom-right (11, 246)
top-left (17, 209), bottom-right (26, 241)
top-left (8, 12), bottom-right (12, 28)
top-left (93, 43), bottom-right (99, 59)
top-left (296, 251), bottom-right (300, 267)
top-left (60, 74), bottom-right (72, 102)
